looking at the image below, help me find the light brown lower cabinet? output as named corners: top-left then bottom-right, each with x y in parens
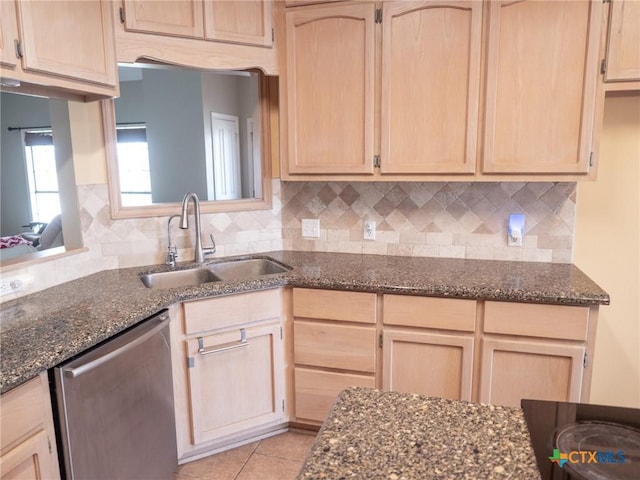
top-left (0, 373), bottom-right (60, 480)
top-left (186, 322), bottom-right (285, 443)
top-left (479, 300), bottom-right (594, 408)
top-left (382, 294), bottom-right (476, 402)
top-left (171, 289), bottom-right (286, 461)
top-left (479, 338), bottom-right (585, 407)
top-left (292, 288), bottom-right (377, 425)
top-left (382, 329), bottom-right (474, 401)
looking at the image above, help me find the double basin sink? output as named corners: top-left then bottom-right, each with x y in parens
top-left (140, 257), bottom-right (291, 289)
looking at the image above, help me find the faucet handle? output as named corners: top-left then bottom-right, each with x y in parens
top-left (166, 245), bottom-right (178, 267)
top-left (203, 233), bottom-right (216, 257)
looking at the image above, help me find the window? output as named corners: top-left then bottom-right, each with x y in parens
top-left (116, 125), bottom-right (152, 206)
top-left (24, 130), bottom-right (60, 223)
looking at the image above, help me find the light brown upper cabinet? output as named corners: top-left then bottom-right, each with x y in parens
top-left (285, 2), bottom-right (376, 175)
top-left (282, 0), bottom-right (609, 181)
top-left (602, 0), bottom-right (640, 83)
top-left (0, 0), bottom-right (117, 100)
top-left (122, 0), bottom-right (273, 47)
top-left (380, 1), bottom-right (482, 175)
top-left (284, 0), bottom-right (480, 177)
top-left (0, 1), bottom-right (19, 68)
top-left (481, 0), bottom-right (602, 175)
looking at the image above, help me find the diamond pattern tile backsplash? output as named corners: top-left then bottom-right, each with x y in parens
top-left (2, 179), bottom-right (576, 300)
top-left (281, 181), bottom-right (576, 263)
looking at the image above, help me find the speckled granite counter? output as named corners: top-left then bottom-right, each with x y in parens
top-left (298, 387), bottom-right (542, 480)
top-left (0, 251), bottom-right (608, 393)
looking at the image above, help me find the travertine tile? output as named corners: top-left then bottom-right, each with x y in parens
top-left (281, 181), bottom-right (576, 263)
top-left (174, 442), bottom-right (258, 480)
top-left (255, 432), bottom-right (316, 462)
top-left (236, 454), bottom-right (302, 480)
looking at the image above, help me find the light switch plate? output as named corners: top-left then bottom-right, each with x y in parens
top-left (301, 218), bottom-right (320, 238)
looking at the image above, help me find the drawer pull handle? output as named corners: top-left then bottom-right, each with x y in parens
top-left (198, 329), bottom-right (248, 355)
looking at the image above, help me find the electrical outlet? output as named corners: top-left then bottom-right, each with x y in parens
top-left (364, 220), bottom-right (376, 240)
top-left (0, 278), bottom-right (24, 296)
top-left (301, 218), bottom-right (320, 238)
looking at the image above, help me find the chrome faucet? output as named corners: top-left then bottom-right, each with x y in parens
top-left (166, 214), bottom-right (180, 267)
top-left (179, 192), bottom-right (216, 263)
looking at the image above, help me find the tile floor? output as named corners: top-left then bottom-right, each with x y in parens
top-left (173, 431), bottom-right (317, 480)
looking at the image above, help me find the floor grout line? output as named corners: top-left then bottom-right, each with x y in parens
top-left (232, 438), bottom-right (262, 480)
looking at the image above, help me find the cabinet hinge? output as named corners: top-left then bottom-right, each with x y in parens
top-left (375, 8), bottom-right (382, 24)
top-left (589, 152), bottom-right (594, 168)
top-left (119, 6), bottom-right (126, 24)
top-left (374, 155), bottom-right (381, 168)
top-left (280, 326), bottom-right (283, 340)
top-left (282, 399), bottom-right (285, 412)
top-left (600, 58), bottom-right (607, 75)
top-left (272, 28), bottom-right (275, 43)
top-left (583, 352), bottom-right (588, 368)
top-left (48, 436), bottom-right (52, 454)
top-left (14, 40), bottom-right (23, 59)
top-left (603, 0), bottom-right (611, 4)
top-left (378, 332), bottom-right (383, 348)
top-left (187, 356), bottom-right (195, 368)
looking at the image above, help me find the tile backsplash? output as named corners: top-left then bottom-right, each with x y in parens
top-left (281, 181), bottom-right (576, 264)
top-left (2, 179), bottom-right (576, 300)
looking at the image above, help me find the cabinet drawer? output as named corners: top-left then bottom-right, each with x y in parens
top-left (1, 374), bottom-right (47, 452)
top-left (293, 288), bottom-right (376, 323)
top-left (294, 321), bottom-right (376, 372)
top-left (183, 288), bottom-right (281, 334)
top-left (483, 301), bottom-right (589, 341)
top-left (383, 295), bottom-right (476, 332)
top-left (294, 368), bottom-right (375, 423)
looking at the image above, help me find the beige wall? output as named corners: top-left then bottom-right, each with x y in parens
top-left (575, 93), bottom-right (640, 408)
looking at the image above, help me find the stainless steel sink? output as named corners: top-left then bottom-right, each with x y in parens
top-left (140, 268), bottom-right (221, 289)
top-left (140, 257), bottom-right (291, 289)
top-left (208, 258), bottom-right (291, 281)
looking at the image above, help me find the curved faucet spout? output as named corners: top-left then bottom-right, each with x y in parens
top-left (179, 192), bottom-right (215, 263)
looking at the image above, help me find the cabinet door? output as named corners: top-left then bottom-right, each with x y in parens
top-left (16, 0), bottom-right (116, 86)
top-left (482, 0), bottom-right (602, 174)
top-left (604, 0), bottom-right (640, 82)
top-left (479, 338), bottom-right (585, 408)
top-left (380, 1), bottom-right (481, 174)
top-left (0, 0), bottom-right (18, 68)
top-left (0, 430), bottom-right (56, 480)
top-left (285, 2), bottom-right (376, 174)
top-left (186, 323), bottom-right (285, 444)
top-left (204, 0), bottom-right (272, 47)
top-left (382, 329), bottom-right (474, 401)
top-left (0, 374), bottom-right (60, 480)
top-left (122, 0), bottom-right (205, 38)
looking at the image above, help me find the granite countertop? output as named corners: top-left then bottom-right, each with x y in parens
top-left (299, 387), bottom-right (542, 480)
top-left (0, 251), bottom-right (609, 393)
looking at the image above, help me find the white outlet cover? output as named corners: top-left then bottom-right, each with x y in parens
top-left (364, 221), bottom-right (376, 240)
top-left (301, 218), bottom-right (320, 238)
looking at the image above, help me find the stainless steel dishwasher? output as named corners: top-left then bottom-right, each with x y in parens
top-left (53, 310), bottom-right (177, 479)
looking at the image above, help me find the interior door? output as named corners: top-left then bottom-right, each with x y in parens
top-left (210, 113), bottom-right (242, 200)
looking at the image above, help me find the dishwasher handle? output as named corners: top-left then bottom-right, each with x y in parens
top-left (63, 313), bottom-right (169, 378)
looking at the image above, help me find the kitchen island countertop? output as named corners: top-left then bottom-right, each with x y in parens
top-left (299, 387), bottom-right (542, 480)
top-left (0, 251), bottom-right (609, 393)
